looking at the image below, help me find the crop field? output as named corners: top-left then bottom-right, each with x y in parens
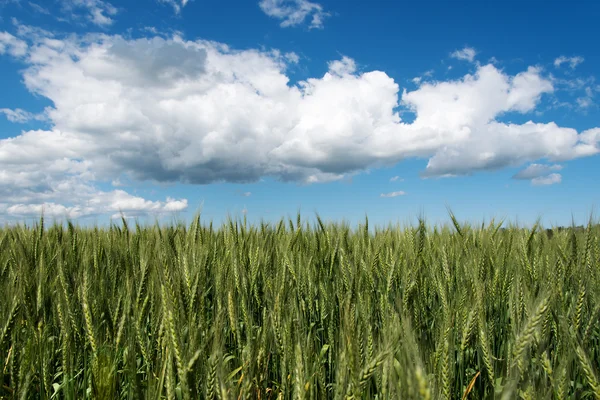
top-left (0, 213), bottom-right (599, 399)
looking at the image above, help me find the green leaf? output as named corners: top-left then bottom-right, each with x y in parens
top-left (319, 344), bottom-right (330, 360)
top-left (227, 366), bottom-right (244, 381)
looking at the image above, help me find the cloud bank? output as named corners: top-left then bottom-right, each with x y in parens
top-left (0, 30), bottom-right (598, 219)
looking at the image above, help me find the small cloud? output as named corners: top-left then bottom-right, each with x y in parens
top-left (111, 213), bottom-right (135, 219)
top-left (142, 26), bottom-right (159, 34)
top-left (450, 47), bottom-right (476, 63)
top-left (259, 0), bottom-right (330, 29)
top-left (554, 56), bottom-right (584, 69)
top-left (0, 31), bottom-right (28, 57)
top-left (513, 163), bottom-right (563, 180)
top-left (0, 108), bottom-right (45, 123)
top-left (531, 173), bottom-right (562, 186)
top-left (512, 164), bottom-right (562, 186)
top-left (111, 179), bottom-right (125, 187)
top-left (575, 86), bottom-right (595, 109)
top-left (284, 51), bottom-right (300, 64)
top-left (241, 191), bottom-right (251, 197)
top-left (328, 56), bottom-right (356, 76)
top-left (28, 2), bottom-right (51, 14)
top-left (163, 197), bottom-right (188, 211)
top-left (11, 18), bottom-right (54, 40)
top-left (61, 0), bottom-right (118, 27)
top-left (380, 191), bottom-right (406, 198)
top-left (577, 96), bottom-right (593, 109)
top-left (158, 0), bottom-right (189, 14)
top-left (389, 176), bottom-right (404, 182)
top-left (413, 70), bottom-right (434, 83)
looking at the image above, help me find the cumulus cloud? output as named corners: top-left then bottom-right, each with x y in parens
top-left (0, 128), bottom-right (187, 220)
top-left (554, 56), bottom-right (584, 69)
top-left (513, 163), bottom-right (563, 180)
top-left (259, 0), bottom-right (330, 28)
top-left (531, 173), bottom-right (562, 186)
top-left (0, 30), bottom-right (599, 219)
top-left (389, 176), bottom-right (403, 182)
top-left (380, 191), bottom-right (406, 198)
top-left (450, 47), bottom-right (476, 63)
top-left (0, 188), bottom-right (187, 219)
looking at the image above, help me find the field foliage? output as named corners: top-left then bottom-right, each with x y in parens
top-left (0, 213), bottom-right (599, 399)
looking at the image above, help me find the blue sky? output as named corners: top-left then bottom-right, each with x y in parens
top-left (0, 0), bottom-right (599, 228)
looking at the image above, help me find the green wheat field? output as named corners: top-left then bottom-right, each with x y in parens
top-left (1, 212), bottom-right (599, 399)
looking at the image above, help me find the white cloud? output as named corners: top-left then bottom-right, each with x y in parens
top-left (327, 56), bottom-right (356, 76)
top-left (1, 108), bottom-right (34, 123)
top-left (0, 128), bottom-right (187, 220)
top-left (380, 191), bottom-right (406, 198)
top-left (513, 163), bottom-right (564, 187)
top-left (284, 51), bottom-right (300, 64)
top-left (531, 173), bottom-right (561, 186)
top-left (28, 2), bottom-right (51, 14)
top-left (60, 0), bottom-right (118, 27)
top-left (411, 70), bottom-right (434, 85)
top-left (158, 0), bottom-right (189, 14)
top-left (0, 108), bottom-right (46, 123)
top-left (389, 176), bottom-right (403, 182)
top-left (513, 163), bottom-right (562, 180)
top-left (554, 56), bottom-right (584, 69)
top-left (576, 87), bottom-right (595, 109)
top-left (4, 203), bottom-right (80, 218)
top-left (162, 196), bottom-right (188, 211)
top-left (450, 47), bottom-right (477, 63)
top-left (577, 97), bottom-right (593, 109)
top-left (0, 31), bottom-right (599, 219)
top-left (259, 0), bottom-right (330, 29)
top-left (0, 31), bottom-right (28, 57)
top-left (0, 189), bottom-right (187, 219)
